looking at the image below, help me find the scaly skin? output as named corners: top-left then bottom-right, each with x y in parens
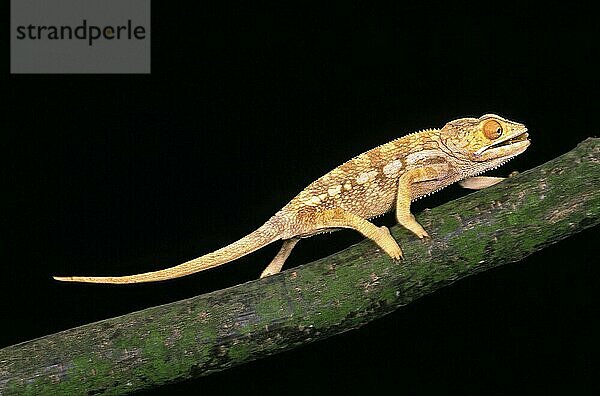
top-left (54, 114), bottom-right (530, 283)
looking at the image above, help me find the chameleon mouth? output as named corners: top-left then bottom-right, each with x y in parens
top-left (489, 132), bottom-right (529, 148)
top-left (487, 130), bottom-right (530, 150)
top-left (473, 129), bottom-right (530, 159)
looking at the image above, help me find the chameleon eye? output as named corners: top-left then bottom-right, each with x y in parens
top-left (483, 120), bottom-right (503, 140)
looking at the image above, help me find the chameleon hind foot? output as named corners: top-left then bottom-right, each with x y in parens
top-left (377, 226), bottom-right (403, 260)
top-left (260, 238), bottom-right (299, 278)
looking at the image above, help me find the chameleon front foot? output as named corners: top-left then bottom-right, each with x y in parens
top-left (397, 213), bottom-right (430, 239)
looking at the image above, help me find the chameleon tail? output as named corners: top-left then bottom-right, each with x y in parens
top-left (53, 218), bottom-right (283, 284)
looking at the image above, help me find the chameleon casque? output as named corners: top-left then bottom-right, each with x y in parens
top-left (54, 114), bottom-right (530, 284)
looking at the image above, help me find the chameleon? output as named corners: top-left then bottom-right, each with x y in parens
top-left (53, 114), bottom-right (530, 284)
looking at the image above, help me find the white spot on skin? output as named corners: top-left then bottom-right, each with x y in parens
top-left (318, 193), bottom-right (328, 200)
top-left (356, 170), bottom-right (378, 184)
top-left (308, 196), bottom-right (321, 206)
top-left (327, 185), bottom-right (342, 196)
top-left (406, 150), bottom-right (441, 166)
top-left (383, 159), bottom-right (403, 177)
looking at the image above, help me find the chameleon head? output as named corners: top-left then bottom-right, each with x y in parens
top-left (439, 114), bottom-right (530, 167)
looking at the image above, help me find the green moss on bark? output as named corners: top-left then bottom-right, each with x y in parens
top-left (1, 138), bottom-right (598, 395)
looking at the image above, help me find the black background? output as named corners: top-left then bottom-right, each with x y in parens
top-left (5, 2), bottom-right (598, 395)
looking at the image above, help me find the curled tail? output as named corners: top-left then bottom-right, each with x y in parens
top-left (53, 217), bottom-right (284, 284)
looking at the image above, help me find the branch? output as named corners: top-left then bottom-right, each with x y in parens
top-left (2, 138), bottom-right (599, 395)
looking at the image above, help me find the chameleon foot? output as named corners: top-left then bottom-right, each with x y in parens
top-left (378, 226), bottom-right (403, 260)
top-left (260, 238), bottom-right (299, 278)
top-left (397, 213), bottom-right (430, 239)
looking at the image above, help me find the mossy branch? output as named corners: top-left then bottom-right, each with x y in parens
top-left (1, 138), bottom-right (599, 395)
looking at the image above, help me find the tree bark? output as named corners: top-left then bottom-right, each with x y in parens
top-left (1, 138), bottom-right (599, 395)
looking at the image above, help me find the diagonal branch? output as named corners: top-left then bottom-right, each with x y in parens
top-left (1, 138), bottom-right (599, 395)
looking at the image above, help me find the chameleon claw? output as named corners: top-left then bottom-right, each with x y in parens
top-left (419, 230), bottom-right (431, 239)
top-left (408, 226), bottom-right (430, 239)
top-left (378, 226), bottom-right (403, 260)
top-left (387, 247), bottom-right (403, 261)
